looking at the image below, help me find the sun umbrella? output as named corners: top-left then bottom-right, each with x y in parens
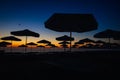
top-left (78, 38), bottom-right (95, 43)
top-left (56, 35), bottom-right (74, 41)
top-left (75, 41), bottom-right (84, 45)
top-left (113, 31), bottom-right (120, 40)
top-left (56, 35), bottom-right (74, 52)
top-left (94, 29), bottom-right (119, 43)
top-left (37, 39), bottom-right (51, 52)
top-left (18, 44), bottom-right (27, 47)
top-left (37, 45), bottom-right (45, 52)
top-left (45, 13), bottom-right (98, 51)
top-left (0, 41), bottom-right (11, 52)
top-left (59, 41), bottom-right (70, 44)
top-left (0, 41), bottom-right (11, 47)
top-left (37, 39), bottom-right (51, 44)
top-left (18, 44), bottom-right (27, 53)
top-left (1, 36), bottom-right (21, 52)
top-left (59, 41), bottom-right (70, 52)
top-left (26, 42), bottom-right (37, 52)
top-left (11, 29), bottom-right (40, 52)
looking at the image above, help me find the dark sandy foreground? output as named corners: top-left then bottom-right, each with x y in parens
top-left (0, 50), bottom-right (119, 79)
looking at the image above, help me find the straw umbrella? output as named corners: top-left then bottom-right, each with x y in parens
top-left (18, 44), bottom-right (27, 53)
top-left (59, 41), bottom-right (70, 52)
top-left (37, 39), bottom-right (51, 44)
top-left (11, 29), bottom-right (40, 52)
top-left (37, 45), bottom-right (45, 52)
top-left (26, 42), bottom-right (37, 52)
top-left (56, 35), bottom-right (74, 51)
top-left (94, 29), bottom-right (120, 48)
top-left (94, 29), bottom-right (119, 43)
top-left (1, 36), bottom-right (21, 52)
top-left (45, 13), bottom-right (98, 52)
top-left (0, 41), bottom-right (11, 52)
top-left (45, 43), bottom-right (57, 52)
top-left (37, 39), bottom-right (51, 52)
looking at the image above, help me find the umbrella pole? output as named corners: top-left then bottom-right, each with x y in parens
top-left (109, 38), bottom-right (111, 48)
top-left (11, 40), bottom-right (12, 53)
top-left (70, 32), bottom-right (72, 52)
top-left (25, 36), bottom-right (27, 53)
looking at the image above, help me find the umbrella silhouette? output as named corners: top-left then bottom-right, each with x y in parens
top-left (56, 35), bottom-right (74, 41)
top-left (56, 35), bottom-right (74, 52)
top-left (75, 41), bottom-right (84, 45)
top-left (0, 41), bottom-right (11, 52)
top-left (78, 38), bottom-right (95, 43)
top-left (45, 13), bottom-right (98, 51)
top-left (37, 39), bottom-right (51, 52)
top-left (11, 29), bottom-right (40, 52)
top-left (60, 44), bottom-right (68, 49)
top-left (59, 41), bottom-right (70, 52)
top-left (59, 41), bottom-right (70, 44)
top-left (45, 43), bottom-right (57, 52)
top-left (1, 36), bottom-right (21, 52)
top-left (18, 44), bottom-right (27, 53)
top-left (72, 44), bottom-right (79, 48)
top-left (26, 42), bottom-right (37, 52)
top-left (37, 45), bottom-right (45, 52)
top-left (0, 41), bottom-right (11, 47)
top-left (95, 40), bottom-right (106, 48)
top-left (113, 31), bottom-right (120, 40)
top-left (18, 44), bottom-right (27, 47)
top-left (94, 29), bottom-right (119, 43)
top-left (37, 39), bottom-right (51, 44)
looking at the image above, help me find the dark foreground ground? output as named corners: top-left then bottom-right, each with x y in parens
top-left (0, 50), bottom-right (119, 79)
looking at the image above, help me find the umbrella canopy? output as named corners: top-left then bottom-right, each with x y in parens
top-left (59, 41), bottom-right (70, 44)
top-left (11, 29), bottom-right (40, 52)
top-left (75, 41), bottom-right (84, 44)
top-left (11, 29), bottom-right (39, 37)
top-left (1, 36), bottom-right (21, 52)
top-left (18, 44), bottom-right (27, 47)
top-left (26, 42), bottom-right (37, 46)
top-left (94, 29), bottom-right (119, 43)
top-left (46, 43), bottom-right (55, 47)
top-left (0, 41), bottom-right (11, 52)
top-left (56, 35), bottom-right (74, 41)
top-left (45, 13), bottom-right (98, 52)
top-left (113, 31), bottom-right (120, 40)
top-left (37, 45), bottom-right (45, 48)
top-left (37, 39), bottom-right (51, 44)
top-left (27, 42), bottom-right (37, 52)
top-left (1, 36), bottom-right (21, 41)
top-left (0, 41), bottom-right (11, 47)
top-left (95, 40), bottom-right (106, 44)
top-left (45, 13), bottom-right (98, 32)
top-left (77, 38), bottom-right (95, 43)
top-left (56, 35), bottom-right (74, 52)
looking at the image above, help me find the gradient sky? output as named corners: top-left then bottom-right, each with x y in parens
top-left (0, 0), bottom-right (120, 47)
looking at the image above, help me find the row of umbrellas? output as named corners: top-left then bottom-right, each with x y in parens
top-left (45, 13), bottom-right (98, 52)
top-left (1, 13), bottom-right (120, 52)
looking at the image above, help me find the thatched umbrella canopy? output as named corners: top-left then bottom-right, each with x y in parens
top-left (26, 42), bottom-right (37, 52)
top-left (56, 35), bottom-right (74, 52)
top-left (59, 41), bottom-right (70, 52)
top-left (94, 29), bottom-right (119, 43)
top-left (0, 41), bottom-right (11, 52)
top-left (45, 13), bottom-right (98, 51)
top-left (11, 29), bottom-right (40, 52)
top-left (1, 36), bottom-right (21, 52)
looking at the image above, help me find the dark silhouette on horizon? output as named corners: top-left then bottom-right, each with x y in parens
top-left (45, 13), bottom-right (98, 52)
top-left (1, 36), bottom-right (21, 52)
top-left (11, 29), bottom-right (40, 53)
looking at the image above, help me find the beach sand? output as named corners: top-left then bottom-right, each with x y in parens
top-left (0, 50), bottom-right (119, 79)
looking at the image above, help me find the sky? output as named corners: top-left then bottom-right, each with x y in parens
top-left (0, 0), bottom-right (120, 47)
